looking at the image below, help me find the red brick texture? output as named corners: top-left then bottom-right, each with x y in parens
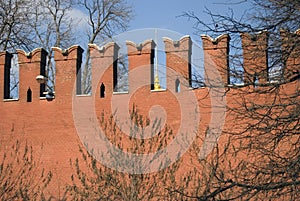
top-left (241, 31), bottom-right (268, 84)
top-left (0, 31), bottom-right (299, 198)
top-left (201, 34), bottom-right (230, 86)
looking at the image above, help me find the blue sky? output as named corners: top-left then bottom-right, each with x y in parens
top-left (72, 0), bottom-right (248, 45)
top-left (127, 0), bottom-right (202, 35)
top-left (127, 0), bottom-right (244, 38)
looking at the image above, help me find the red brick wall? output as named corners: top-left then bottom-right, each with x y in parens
top-left (241, 31), bottom-right (268, 84)
top-left (0, 31), bottom-right (299, 198)
top-left (201, 34), bottom-right (230, 85)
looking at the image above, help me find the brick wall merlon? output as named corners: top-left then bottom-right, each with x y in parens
top-left (280, 29), bottom-right (300, 80)
top-left (90, 42), bottom-right (119, 96)
top-left (241, 31), bottom-right (268, 84)
top-left (279, 29), bottom-right (299, 54)
top-left (201, 34), bottom-right (230, 50)
top-left (0, 51), bottom-right (13, 100)
top-left (0, 51), bottom-right (8, 62)
top-left (89, 42), bottom-right (119, 58)
top-left (201, 34), bottom-right (230, 86)
top-left (163, 35), bottom-right (191, 53)
top-left (17, 48), bottom-right (48, 64)
top-left (240, 31), bottom-right (268, 49)
top-left (0, 51), bottom-right (12, 65)
top-left (18, 48), bottom-right (47, 101)
top-left (54, 45), bottom-right (83, 99)
top-left (52, 45), bottom-right (84, 61)
top-left (126, 39), bottom-right (156, 55)
top-left (164, 36), bottom-right (192, 87)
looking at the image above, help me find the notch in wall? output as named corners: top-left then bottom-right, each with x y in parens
top-left (27, 87), bottom-right (32, 102)
top-left (136, 43), bottom-right (143, 51)
top-left (173, 40), bottom-right (180, 47)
